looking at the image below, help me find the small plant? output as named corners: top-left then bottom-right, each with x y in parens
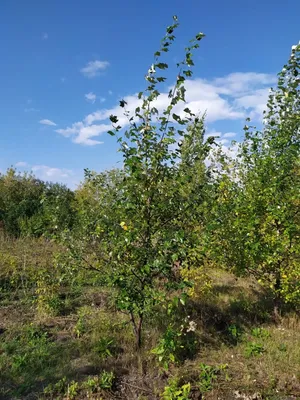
top-left (73, 308), bottom-right (91, 338)
top-left (151, 325), bottom-right (183, 371)
top-left (66, 380), bottom-right (79, 399)
top-left (43, 377), bottom-right (68, 396)
top-left (251, 327), bottom-right (270, 338)
top-left (198, 363), bottom-right (228, 393)
top-left (228, 323), bottom-right (243, 343)
top-left (152, 315), bottom-right (197, 371)
top-left (244, 341), bottom-right (265, 357)
top-left (94, 336), bottom-right (115, 360)
top-left (82, 376), bottom-right (101, 394)
top-left (99, 370), bottom-right (115, 390)
top-left (278, 343), bottom-right (287, 352)
top-left (161, 378), bottom-right (191, 400)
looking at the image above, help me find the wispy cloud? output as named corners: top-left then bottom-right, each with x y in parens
top-left (85, 92), bottom-right (97, 103)
top-left (57, 71), bottom-right (275, 146)
top-left (12, 162), bottom-right (80, 188)
top-left (61, 77), bottom-right (66, 83)
top-left (15, 161), bottom-right (29, 167)
top-left (39, 119), bottom-right (57, 126)
top-left (80, 60), bottom-right (110, 78)
top-left (223, 132), bottom-right (237, 138)
top-left (42, 32), bottom-right (48, 40)
top-left (108, 90), bottom-right (113, 95)
top-left (32, 165), bottom-right (73, 179)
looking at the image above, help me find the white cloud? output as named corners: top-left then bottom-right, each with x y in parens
top-left (80, 60), bottom-right (110, 78)
top-left (31, 165), bottom-right (73, 179)
top-left (11, 162), bottom-right (79, 188)
top-left (57, 72), bottom-right (275, 146)
top-left (85, 92), bottom-right (97, 103)
top-left (234, 88), bottom-right (270, 119)
top-left (42, 32), bottom-right (48, 40)
top-left (205, 130), bottom-right (237, 144)
top-left (15, 161), bottom-right (28, 167)
top-left (56, 122), bottom-right (109, 146)
top-left (100, 97), bottom-right (106, 103)
top-left (39, 119), bottom-right (57, 126)
top-left (223, 132), bottom-right (237, 138)
top-left (108, 90), bottom-right (113, 95)
top-left (211, 72), bottom-right (276, 96)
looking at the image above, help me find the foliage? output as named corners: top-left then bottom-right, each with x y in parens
top-left (198, 363), bottom-right (228, 393)
top-left (0, 168), bottom-right (45, 237)
top-left (227, 323), bottom-right (244, 343)
top-left (251, 327), bottom-right (270, 338)
top-left (43, 371), bottom-right (114, 399)
top-left (66, 17), bottom-right (211, 348)
top-left (152, 315), bottom-right (197, 370)
top-left (0, 168), bottom-right (76, 238)
top-left (94, 336), bottom-right (115, 360)
top-left (152, 325), bottom-right (184, 370)
top-left (207, 41), bottom-right (300, 309)
top-left (0, 324), bottom-right (59, 395)
top-left (244, 341), bottom-right (265, 357)
top-left (161, 378), bottom-right (191, 400)
top-left (98, 370), bottom-right (115, 389)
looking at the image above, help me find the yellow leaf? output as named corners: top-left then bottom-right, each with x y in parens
top-left (120, 222), bottom-right (128, 231)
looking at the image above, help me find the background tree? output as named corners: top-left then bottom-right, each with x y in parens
top-left (0, 168), bottom-right (45, 237)
top-left (207, 42), bottom-right (300, 310)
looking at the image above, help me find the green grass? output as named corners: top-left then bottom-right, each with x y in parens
top-left (0, 236), bottom-right (299, 399)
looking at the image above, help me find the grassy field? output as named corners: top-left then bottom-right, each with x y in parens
top-left (0, 234), bottom-right (299, 400)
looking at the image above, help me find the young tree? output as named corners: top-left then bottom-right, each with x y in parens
top-left (38, 182), bottom-right (76, 237)
top-left (67, 17), bottom-right (211, 348)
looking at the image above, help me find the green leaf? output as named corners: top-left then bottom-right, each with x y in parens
top-left (156, 63), bottom-right (168, 70)
top-left (196, 32), bottom-right (206, 40)
top-left (119, 100), bottom-right (127, 108)
top-left (109, 115), bottom-right (118, 124)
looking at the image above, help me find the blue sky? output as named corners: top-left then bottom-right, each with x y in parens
top-left (1, 0), bottom-right (299, 188)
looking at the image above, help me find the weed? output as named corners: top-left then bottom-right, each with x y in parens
top-left (94, 336), bottom-right (115, 360)
top-left (161, 378), bottom-right (191, 399)
top-left (198, 363), bottom-right (228, 393)
top-left (43, 377), bottom-right (68, 396)
top-left (73, 307), bottom-right (91, 338)
top-left (66, 380), bottom-right (79, 399)
top-left (251, 327), bottom-right (270, 338)
top-left (99, 370), bottom-right (115, 390)
top-left (151, 325), bottom-right (183, 370)
top-left (244, 341), bottom-right (265, 357)
top-left (228, 323), bottom-right (243, 343)
top-left (82, 376), bottom-right (101, 393)
top-left (278, 343), bottom-right (287, 352)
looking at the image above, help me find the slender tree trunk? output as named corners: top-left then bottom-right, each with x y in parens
top-left (129, 312), bottom-right (143, 349)
top-left (273, 275), bottom-right (282, 321)
top-left (136, 315), bottom-right (143, 349)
